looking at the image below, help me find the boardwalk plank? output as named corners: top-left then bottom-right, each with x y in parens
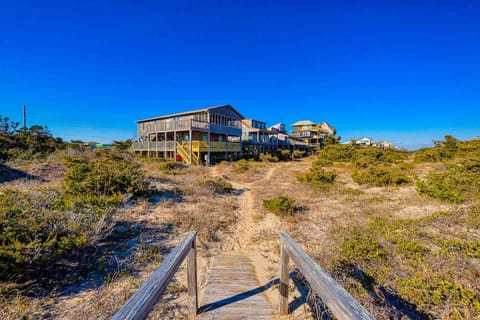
top-left (197, 255), bottom-right (276, 319)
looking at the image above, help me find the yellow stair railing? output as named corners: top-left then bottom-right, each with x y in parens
top-left (176, 142), bottom-right (200, 165)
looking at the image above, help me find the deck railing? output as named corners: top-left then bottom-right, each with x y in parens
top-left (142, 119), bottom-right (240, 134)
top-left (113, 231), bottom-right (198, 320)
top-left (131, 141), bottom-right (176, 151)
top-left (190, 141), bottom-right (241, 152)
top-left (279, 233), bottom-right (375, 319)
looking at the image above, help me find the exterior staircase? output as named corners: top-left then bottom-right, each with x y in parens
top-left (176, 142), bottom-right (200, 165)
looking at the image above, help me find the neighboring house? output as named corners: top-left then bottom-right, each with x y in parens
top-left (132, 104), bottom-right (243, 165)
top-left (344, 138), bottom-right (394, 149)
top-left (291, 120), bottom-right (336, 147)
top-left (375, 141), bottom-right (393, 149)
top-left (268, 123), bottom-right (287, 134)
top-left (241, 120), bottom-right (300, 156)
top-left (241, 118), bottom-right (274, 156)
top-left (356, 137), bottom-right (374, 146)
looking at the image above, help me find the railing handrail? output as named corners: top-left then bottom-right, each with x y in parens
top-left (113, 231), bottom-right (198, 320)
top-left (279, 233), bottom-right (375, 320)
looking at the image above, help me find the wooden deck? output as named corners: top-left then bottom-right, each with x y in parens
top-left (197, 255), bottom-right (276, 319)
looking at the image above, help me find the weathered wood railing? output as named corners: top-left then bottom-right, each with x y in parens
top-left (113, 231), bottom-right (198, 320)
top-left (279, 233), bottom-right (375, 320)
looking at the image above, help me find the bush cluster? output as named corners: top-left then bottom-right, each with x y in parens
top-left (346, 147), bottom-right (412, 187)
top-left (341, 229), bottom-right (387, 264)
top-left (0, 150), bottom-right (146, 278)
top-left (351, 163), bottom-right (411, 187)
top-left (157, 160), bottom-right (184, 173)
top-left (262, 195), bottom-right (296, 216)
top-left (0, 114), bottom-right (65, 162)
top-left (415, 135), bottom-right (464, 162)
top-left (416, 159), bottom-right (480, 203)
top-left (298, 168), bottom-right (336, 187)
top-left (199, 178), bottom-right (233, 194)
top-left (339, 213), bottom-right (480, 317)
top-left (236, 159), bottom-right (250, 172)
top-left (259, 149), bottom-right (294, 162)
top-left (317, 144), bottom-right (356, 162)
top-left (0, 188), bottom-right (115, 278)
top-left (260, 153), bottom-right (279, 162)
top-left (65, 152), bottom-right (145, 198)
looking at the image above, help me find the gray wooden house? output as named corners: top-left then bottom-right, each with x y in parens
top-left (132, 105), bottom-right (243, 165)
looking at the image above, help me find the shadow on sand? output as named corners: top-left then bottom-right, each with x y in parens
top-left (0, 164), bottom-right (40, 183)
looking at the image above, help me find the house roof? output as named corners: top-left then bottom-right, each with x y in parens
top-left (292, 120), bottom-right (315, 126)
top-left (136, 104), bottom-right (244, 123)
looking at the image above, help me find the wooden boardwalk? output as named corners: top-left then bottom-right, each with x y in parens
top-left (113, 232), bottom-right (375, 320)
top-left (197, 255), bottom-right (277, 319)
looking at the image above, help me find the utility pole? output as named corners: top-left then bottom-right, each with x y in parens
top-left (23, 105), bottom-right (27, 130)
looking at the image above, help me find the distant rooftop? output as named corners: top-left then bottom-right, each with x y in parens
top-left (292, 120), bottom-right (315, 126)
top-left (136, 104), bottom-right (244, 123)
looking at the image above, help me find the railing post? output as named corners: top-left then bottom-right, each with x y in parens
top-left (187, 235), bottom-right (198, 315)
top-left (279, 240), bottom-right (289, 315)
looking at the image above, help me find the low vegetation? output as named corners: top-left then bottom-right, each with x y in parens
top-left (0, 115), bottom-right (65, 162)
top-left (292, 136), bottom-right (480, 318)
top-left (199, 178), bottom-right (233, 194)
top-left (297, 159), bottom-right (336, 188)
top-left (0, 187), bottom-right (115, 278)
top-left (333, 210), bottom-right (480, 318)
top-left (235, 159), bottom-right (250, 172)
top-left (417, 159), bottom-right (480, 203)
top-left (0, 147), bottom-right (146, 279)
top-left (263, 195), bottom-right (296, 216)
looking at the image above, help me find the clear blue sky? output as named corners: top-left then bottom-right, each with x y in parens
top-left (1, 0), bottom-right (479, 149)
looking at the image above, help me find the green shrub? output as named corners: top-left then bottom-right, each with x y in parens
top-left (318, 144), bottom-right (356, 162)
top-left (415, 147), bottom-right (441, 162)
top-left (262, 195), bottom-right (296, 216)
top-left (434, 135), bottom-right (459, 159)
top-left (457, 138), bottom-right (480, 158)
top-left (293, 150), bottom-right (305, 159)
top-left (157, 160), bottom-right (184, 171)
top-left (236, 159), bottom-right (250, 172)
top-left (415, 135), bottom-right (464, 162)
top-left (322, 135), bottom-right (340, 146)
top-left (199, 178), bottom-right (233, 194)
top-left (352, 148), bottom-right (388, 163)
top-left (341, 230), bottom-right (387, 263)
top-left (416, 159), bottom-right (480, 203)
top-left (260, 153), bottom-right (279, 162)
top-left (312, 158), bottom-right (333, 167)
top-left (279, 149), bottom-right (292, 161)
top-left (0, 188), bottom-right (115, 277)
top-left (65, 152), bottom-right (145, 198)
top-left (396, 239), bottom-right (430, 259)
top-left (298, 167), bottom-right (336, 187)
top-left (349, 146), bottom-right (412, 186)
top-left (352, 164), bottom-right (411, 187)
top-left (397, 276), bottom-right (480, 311)
top-left (0, 117), bottom-right (65, 162)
